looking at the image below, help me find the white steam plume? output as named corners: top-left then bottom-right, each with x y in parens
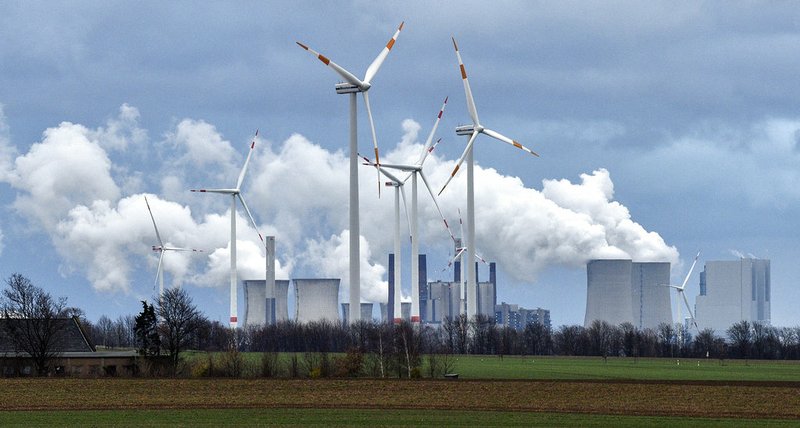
top-left (1, 104), bottom-right (678, 306)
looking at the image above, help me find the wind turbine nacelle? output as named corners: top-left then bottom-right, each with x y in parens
top-left (455, 125), bottom-right (475, 136)
top-left (335, 82), bottom-right (362, 94)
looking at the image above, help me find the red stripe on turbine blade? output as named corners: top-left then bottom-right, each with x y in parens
top-left (460, 64), bottom-right (467, 79)
top-left (444, 220), bottom-right (449, 228)
top-left (386, 38), bottom-right (395, 50)
top-left (452, 165), bottom-right (460, 176)
top-left (385, 182), bottom-right (393, 187)
top-left (230, 316), bottom-right (238, 322)
top-left (438, 110), bottom-right (443, 119)
top-left (296, 42), bottom-right (308, 50)
top-left (318, 54), bottom-right (330, 65)
top-left (399, 21), bottom-right (404, 31)
top-left (452, 37), bottom-right (458, 51)
top-left (251, 142), bottom-right (255, 149)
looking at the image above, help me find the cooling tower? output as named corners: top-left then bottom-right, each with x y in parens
top-left (243, 279), bottom-right (266, 327)
top-left (294, 278), bottom-right (340, 323)
top-left (476, 281), bottom-right (496, 319)
top-left (585, 260), bottom-right (634, 327)
top-left (272, 279), bottom-right (290, 323)
top-left (361, 303), bottom-right (374, 321)
top-left (631, 262), bottom-right (671, 329)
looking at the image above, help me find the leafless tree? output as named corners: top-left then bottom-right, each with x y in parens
top-left (157, 287), bottom-right (206, 375)
top-left (0, 273), bottom-right (69, 376)
top-left (727, 320), bottom-right (752, 359)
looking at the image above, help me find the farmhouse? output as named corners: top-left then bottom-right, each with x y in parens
top-left (0, 316), bottom-right (137, 377)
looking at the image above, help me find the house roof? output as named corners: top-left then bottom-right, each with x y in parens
top-left (0, 317), bottom-right (95, 353)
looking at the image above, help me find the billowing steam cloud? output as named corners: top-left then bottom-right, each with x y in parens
top-left (0, 104), bottom-right (678, 304)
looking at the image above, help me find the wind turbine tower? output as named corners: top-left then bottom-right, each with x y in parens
top-left (297, 22), bottom-right (404, 323)
top-left (439, 38), bottom-right (539, 318)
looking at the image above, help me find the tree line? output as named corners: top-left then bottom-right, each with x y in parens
top-left (4, 273), bottom-right (800, 377)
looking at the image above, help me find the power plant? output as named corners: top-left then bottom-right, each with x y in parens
top-left (695, 258), bottom-right (770, 332)
top-left (584, 260), bottom-right (671, 329)
top-left (294, 278), bottom-right (340, 324)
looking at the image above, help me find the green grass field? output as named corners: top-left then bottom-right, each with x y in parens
top-left (1, 408), bottom-right (798, 427)
top-left (447, 355), bottom-right (800, 381)
top-left (187, 351), bottom-right (800, 382)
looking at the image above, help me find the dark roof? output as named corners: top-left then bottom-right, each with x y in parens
top-left (0, 317), bottom-right (95, 353)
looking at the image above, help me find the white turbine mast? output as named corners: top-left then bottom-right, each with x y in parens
top-left (191, 130), bottom-right (264, 329)
top-left (438, 37), bottom-right (539, 318)
top-left (145, 196), bottom-right (203, 299)
top-left (297, 22), bottom-right (404, 324)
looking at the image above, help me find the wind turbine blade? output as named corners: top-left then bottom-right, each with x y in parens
top-left (236, 132), bottom-right (257, 190)
top-left (438, 131), bottom-right (479, 195)
top-left (399, 185), bottom-right (411, 240)
top-left (474, 251), bottom-right (488, 264)
top-left (364, 21), bottom-right (404, 84)
top-left (144, 196), bottom-right (164, 247)
top-left (164, 247), bottom-right (204, 253)
top-left (457, 207), bottom-right (465, 244)
top-left (679, 251), bottom-right (701, 290)
top-left (453, 37), bottom-right (479, 126)
top-left (420, 171), bottom-right (456, 243)
top-left (483, 128), bottom-right (539, 157)
top-left (362, 91), bottom-right (382, 197)
top-left (296, 42), bottom-right (364, 87)
top-left (680, 290), bottom-right (697, 328)
top-left (417, 97), bottom-right (448, 166)
top-left (154, 251), bottom-right (165, 291)
top-left (378, 166), bottom-right (403, 184)
top-left (237, 194), bottom-right (264, 244)
top-left (443, 248), bottom-right (467, 271)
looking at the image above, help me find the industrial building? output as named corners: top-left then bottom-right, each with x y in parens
top-left (243, 279), bottom-right (290, 326)
top-left (584, 259), bottom-right (671, 329)
top-left (695, 258), bottom-right (770, 333)
top-left (294, 278), bottom-right (340, 323)
top-left (495, 302), bottom-right (551, 330)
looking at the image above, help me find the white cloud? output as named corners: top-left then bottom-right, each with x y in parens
top-left (302, 230), bottom-right (388, 304)
top-left (9, 121), bottom-right (121, 229)
top-left (1, 104), bottom-right (679, 306)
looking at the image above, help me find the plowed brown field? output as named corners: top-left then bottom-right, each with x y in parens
top-left (1, 378), bottom-right (798, 419)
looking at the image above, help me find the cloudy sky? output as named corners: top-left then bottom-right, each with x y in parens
top-left (1, 1), bottom-right (799, 328)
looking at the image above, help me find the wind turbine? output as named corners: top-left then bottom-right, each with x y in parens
top-left (363, 97), bottom-right (454, 324)
top-left (438, 37), bottom-right (540, 318)
top-left (145, 196), bottom-right (202, 299)
top-left (297, 21), bottom-right (403, 323)
top-left (666, 251), bottom-right (701, 332)
top-left (191, 131), bottom-right (263, 329)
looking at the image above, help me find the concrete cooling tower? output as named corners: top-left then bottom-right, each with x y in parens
top-left (585, 260), bottom-right (634, 327)
top-left (243, 279), bottom-right (267, 327)
top-left (243, 279), bottom-right (291, 326)
top-left (585, 259), bottom-right (672, 329)
top-left (631, 262), bottom-right (671, 329)
top-left (273, 280), bottom-right (290, 323)
top-left (294, 278), bottom-right (340, 323)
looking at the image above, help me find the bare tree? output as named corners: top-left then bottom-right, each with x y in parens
top-left (157, 287), bottom-right (206, 375)
top-left (0, 273), bottom-right (69, 376)
top-left (727, 320), bottom-right (752, 359)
